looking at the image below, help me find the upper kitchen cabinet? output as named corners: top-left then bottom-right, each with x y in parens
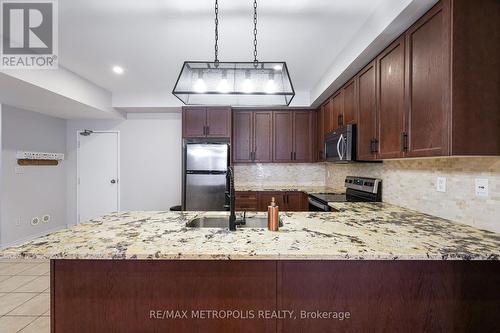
top-left (182, 107), bottom-right (231, 138)
top-left (405, 1), bottom-right (450, 157)
top-left (316, 107), bottom-right (325, 162)
top-left (376, 36), bottom-right (406, 159)
top-left (293, 111), bottom-right (314, 162)
top-left (273, 111), bottom-right (294, 162)
top-left (253, 111), bottom-right (273, 162)
top-left (356, 61), bottom-right (378, 161)
top-left (273, 110), bottom-right (314, 162)
top-left (331, 91), bottom-right (344, 130)
top-left (342, 78), bottom-right (357, 125)
top-left (233, 110), bottom-right (273, 163)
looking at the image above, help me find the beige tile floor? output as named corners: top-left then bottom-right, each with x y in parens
top-left (0, 260), bottom-right (50, 333)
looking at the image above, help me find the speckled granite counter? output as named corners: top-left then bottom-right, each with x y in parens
top-left (1, 204), bottom-right (498, 260)
top-left (235, 184), bottom-right (343, 194)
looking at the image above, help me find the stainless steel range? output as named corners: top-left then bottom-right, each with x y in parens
top-left (308, 176), bottom-right (382, 211)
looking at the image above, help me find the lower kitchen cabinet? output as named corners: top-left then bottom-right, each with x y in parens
top-left (236, 191), bottom-right (308, 212)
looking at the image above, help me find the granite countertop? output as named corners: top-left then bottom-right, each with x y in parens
top-left (1, 204), bottom-right (499, 261)
top-left (235, 184), bottom-right (343, 194)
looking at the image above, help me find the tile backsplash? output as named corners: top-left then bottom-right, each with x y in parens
top-left (325, 157), bottom-right (500, 233)
top-left (234, 163), bottom-right (325, 187)
top-left (235, 158), bottom-right (500, 233)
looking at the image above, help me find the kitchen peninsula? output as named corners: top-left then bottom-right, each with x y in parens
top-left (2, 207), bottom-right (499, 332)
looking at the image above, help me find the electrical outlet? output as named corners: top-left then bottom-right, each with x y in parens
top-left (475, 179), bottom-right (489, 197)
top-left (436, 177), bottom-right (446, 192)
top-left (31, 217), bottom-right (40, 226)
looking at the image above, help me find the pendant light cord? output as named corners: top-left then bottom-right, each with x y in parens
top-left (214, 0), bottom-right (219, 66)
top-left (253, 0), bottom-right (258, 65)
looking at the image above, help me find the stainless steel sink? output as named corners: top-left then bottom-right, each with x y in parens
top-left (186, 216), bottom-right (268, 229)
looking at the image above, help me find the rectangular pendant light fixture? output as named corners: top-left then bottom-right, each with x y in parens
top-left (172, 61), bottom-right (295, 106)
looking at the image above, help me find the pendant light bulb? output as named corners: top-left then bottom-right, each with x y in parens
top-left (242, 71), bottom-right (254, 93)
top-left (194, 71), bottom-right (207, 93)
top-left (218, 70), bottom-right (230, 93)
top-left (265, 73), bottom-right (276, 94)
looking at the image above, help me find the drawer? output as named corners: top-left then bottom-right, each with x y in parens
top-left (235, 192), bottom-right (258, 200)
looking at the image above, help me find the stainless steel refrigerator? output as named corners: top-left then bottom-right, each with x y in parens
top-left (182, 140), bottom-right (230, 211)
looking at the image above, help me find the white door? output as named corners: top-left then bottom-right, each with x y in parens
top-left (78, 131), bottom-right (119, 223)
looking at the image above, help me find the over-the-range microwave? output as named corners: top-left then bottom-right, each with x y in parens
top-left (325, 124), bottom-right (356, 163)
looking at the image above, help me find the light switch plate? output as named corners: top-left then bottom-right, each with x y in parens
top-left (475, 178), bottom-right (489, 197)
top-left (436, 177), bottom-right (446, 192)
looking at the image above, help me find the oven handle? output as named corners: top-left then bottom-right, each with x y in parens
top-left (308, 197), bottom-right (330, 211)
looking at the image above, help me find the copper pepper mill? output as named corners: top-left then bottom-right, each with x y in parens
top-left (267, 197), bottom-right (279, 231)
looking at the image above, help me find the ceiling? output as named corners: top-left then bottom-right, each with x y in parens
top-left (59, 0), bottom-right (387, 99)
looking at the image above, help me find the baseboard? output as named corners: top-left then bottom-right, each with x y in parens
top-left (0, 224), bottom-right (68, 249)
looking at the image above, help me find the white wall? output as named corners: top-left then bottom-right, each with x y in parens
top-left (1, 105), bottom-right (67, 246)
top-left (66, 113), bottom-right (182, 226)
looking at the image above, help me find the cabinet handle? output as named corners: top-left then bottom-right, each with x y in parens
top-left (401, 132), bottom-right (408, 152)
top-left (374, 139), bottom-right (379, 153)
top-left (206, 126), bottom-right (210, 135)
top-left (370, 139), bottom-right (374, 153)
top-left (203, 126), bottom-right (207, 136)
top-left (294, 152), bottom-right (297, 160)
top-left (291, 152), bottom-right (293, 160)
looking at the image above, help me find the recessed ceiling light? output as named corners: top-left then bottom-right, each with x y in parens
top-left (112, 66), bottom-right (124, 74)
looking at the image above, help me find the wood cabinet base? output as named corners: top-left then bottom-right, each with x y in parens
top-left (51, 260), bottom-right (499, 332)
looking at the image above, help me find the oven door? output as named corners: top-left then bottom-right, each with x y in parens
top-left (308, 197), bottom-right (331, 212)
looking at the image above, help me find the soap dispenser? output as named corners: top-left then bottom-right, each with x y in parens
top-left (268, 197), bottom-right (279, 231)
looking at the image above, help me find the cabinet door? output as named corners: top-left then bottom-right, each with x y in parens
top-left (233, 111), bottom-right (253, 163)
top-left (258, 192), bottom-right (285, 211)
top-left (272, 111), bottom-right (293, 162)
top-left (331, 91), bottom-right (344, 130)
top-left (182, 107), bottom-right (206, 138)
top-left (235, 192), bottom-right (259, 211)
top-left (357, 61), bottom-right (378, 161)
top-left (377, 37), bottom-right (406, 159)
top-left (253, 112), bottom-right (273, 162)
top-left (285, 192), bottom-right (306, 211)
top-left (317, 107), bottom-right (325, 161)
top-left (206, 107), bottom-right (231, 138)
top-left (343, 78), bottom-right (357, 125)
top-left (323, 99), bottom-right (334, 134)
top-left (405, 3), bottom-right (449, 157)
top-left (293, 111), bottom-right (313, 162)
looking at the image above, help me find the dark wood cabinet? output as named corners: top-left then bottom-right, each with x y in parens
top-left (237, 191), bottom-right (308, 212)
top-left (258, 192), bottom-right (285, 211)
top-left (182, 107), bottom-right (231, 138)
top-left (319, 0), bottom-right (499, 160)
top-left (273, 111), bottom-right (293, 162)
top-left (342, 78), bottom-right (357, 125)
top-left (253, 112), bottom-right (273, 162)
top-left (206, 108), bottom-right (232, 137)
top-left (377, 36), bottom-right (406, 159)
top-left (357, 61), bottom-right (378, 160)
top-left (293, 111), bottom-right (314, 162)
top-left (331, 91), bottom-right (344, 130)
top-left (233, 111), bottom-right (272, 163)
top-left (316, 107), bottom-right (325, 161)
top-left (234, 110), bottom-right (314, 164)
top-left (182, 107), bottom-right (207, 137)
top-left (405, 1), bottom-right (449, 157)
top-left (233, 111), bottom-right (253, 163)
top-left (234, 192), bottom-right (259, 211)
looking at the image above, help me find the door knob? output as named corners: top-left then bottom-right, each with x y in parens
top-left (110, 179), bottom-right (116, 184)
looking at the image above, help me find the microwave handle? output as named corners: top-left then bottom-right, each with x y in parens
top-left (337, 134), bottom-right (344, 160)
